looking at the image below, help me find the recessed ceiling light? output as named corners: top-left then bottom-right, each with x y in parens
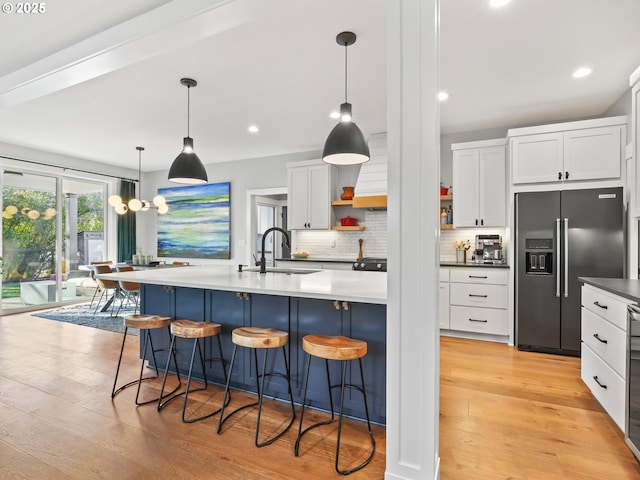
top-left (438, 91), bottom-right (449, 101)
top-left (490, 0), bottom-right (511, 7)
top-left (572, 67), bottom-right (593, 78)
top-left (329, 111), bottom-right (341, 119)
top-left (248, 125), bottom-right (259, 133)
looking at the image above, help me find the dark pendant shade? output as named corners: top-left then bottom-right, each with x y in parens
top-left (322, 121), bottom-right (370, 165)
top-left (168, 137), bottom-right (208, 184)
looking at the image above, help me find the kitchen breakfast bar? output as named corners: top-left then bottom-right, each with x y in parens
top-left (98, 266), bottom-right (387, 424)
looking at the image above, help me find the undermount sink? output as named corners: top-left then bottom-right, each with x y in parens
top-left (244, 267), bottom-right (320, 275)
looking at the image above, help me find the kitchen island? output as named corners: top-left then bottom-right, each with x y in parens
top-left (98, 266), bottom-right (387, 423)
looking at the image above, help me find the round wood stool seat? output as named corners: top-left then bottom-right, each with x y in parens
top-left (231, 327), bottom-right (288, 349)
top-left (302, 335), bottom-right (367, 361)
top-left (124, 314), bottom-right (171, 330)
top-left (171, 319), bottom-right (221, 338)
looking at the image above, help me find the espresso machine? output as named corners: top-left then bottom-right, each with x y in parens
top-left (474, 234), bottom-right (504, 264)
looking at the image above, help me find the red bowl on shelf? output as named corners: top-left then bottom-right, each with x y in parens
top-left (340, 216), bottom-right (358, 226)
top-left (440, 186), bottom-right (448, 195)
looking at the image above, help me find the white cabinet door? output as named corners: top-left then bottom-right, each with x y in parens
top-left (453, 145), bottom-right (506, 227)
top-left (288, 166), bottom-right (311, 230)
top-left (511, 132), bottom-right (563, 184)
top-left (287, 164), bottom-right (331, 230)
top-left (452, 149), bottom-right (480, 227)
top-left (563, 126), bottom-right (621, 182)
top-left (634, 82), bottom-right (640, 216)
top-left (307, 164), bottom-right (331, 230)
top-left (439, 282), bottom-right (450, 329)
top-left (479, 146), bottom-right (506, 227)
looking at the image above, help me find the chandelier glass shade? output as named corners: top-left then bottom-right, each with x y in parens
top-left (109, 147), bottom-right (168, 215)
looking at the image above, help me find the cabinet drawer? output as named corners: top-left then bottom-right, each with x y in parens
top-left (582, 285), bottom-right (633, 331)
top-left (581, 344), bottom-right (625, 431)
top-left (581, 307), bottom-right (626, 378)
top-left (450, 283), bottom-right (507, 309)
top-left (450, 306), bottom-right (508, 335)
top-left (439, 268), bottom-right (450, 282)
top-left (450, 268), bottom-right (508, 285)
top-left (439, 282), bottom-right (450, 329)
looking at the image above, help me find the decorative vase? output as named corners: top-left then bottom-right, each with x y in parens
top-left (340, 186), bottom-right (355, 200)
top-left (456, 250), bottom-right (466, 264)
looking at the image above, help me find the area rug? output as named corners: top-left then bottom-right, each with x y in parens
top-left (32, 302), bottom-right (139, 335)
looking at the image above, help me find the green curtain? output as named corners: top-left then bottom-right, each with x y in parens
top-left (117, 180), bottom-right (136, 262)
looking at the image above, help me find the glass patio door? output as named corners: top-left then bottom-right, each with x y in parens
top-left (1, 172), bottom-right (106, 313)
top-left (2, 171), bottom-right (61, 311)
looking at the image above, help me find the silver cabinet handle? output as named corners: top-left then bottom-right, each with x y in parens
top-left (556, 218), bottom-right (561, 298)
top-left (564, 218), bottom-right (568, 298)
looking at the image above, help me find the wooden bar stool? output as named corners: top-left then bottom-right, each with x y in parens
top-left (217, 327), bottom-right (296, 447)
top-left (157, 319), bottom-right (229, 423)
top-left (294, 334), bottom-right (376, 475)
top-left (111, 313), bottom-right (181, 405)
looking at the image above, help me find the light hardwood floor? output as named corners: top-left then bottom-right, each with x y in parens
top-left (1, 312), bottom-right (639, 479)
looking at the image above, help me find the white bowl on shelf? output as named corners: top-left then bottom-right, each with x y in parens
top-left (291, 252), bottom-right (309, 259)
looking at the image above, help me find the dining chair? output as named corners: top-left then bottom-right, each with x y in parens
top-left (89, 261), bottom-right (114, 307)
top-left (115, 265), bottom-right (140, 315)
top-left (93, 264), bottom-right (120, 315)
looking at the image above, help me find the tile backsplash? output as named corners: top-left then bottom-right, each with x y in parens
top-left (295, 210), bottom-right (387, 259)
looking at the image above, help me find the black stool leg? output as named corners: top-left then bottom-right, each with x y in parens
top-left (254, 346), bottom-right (296, 447)
top-left (335, 358), bottom-right (376, 475)
top-left (217, 344), bottom-right (246, 433)
top-left (295, 356), bottom-right (336, 456)
top-left (112, 326), bottom-right (181, 404)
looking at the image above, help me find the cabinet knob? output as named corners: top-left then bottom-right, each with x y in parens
top-left (558, 171), bottom-right (562, 180)
top-left (342, 301), bottom-right (349, 311)
top-left (334, 300), bottom-right (341, 310)
top-left (565, 171), bottom-right (569, 179)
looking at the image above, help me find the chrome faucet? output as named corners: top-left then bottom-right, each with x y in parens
top-left (259, 227), bottom-right (290, 273)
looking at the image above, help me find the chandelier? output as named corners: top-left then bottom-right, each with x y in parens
top-left (109, 147), bottom-right (168, 215)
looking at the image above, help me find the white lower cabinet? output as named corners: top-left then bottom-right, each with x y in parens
top-left (581, 344), bottom-right (625, 430)
top-left (439, 268), bottom-right (450, 329)
top-left (444, 267), bottom-right (508, 338)
top-left (580, 284), bottom-right (634, 432)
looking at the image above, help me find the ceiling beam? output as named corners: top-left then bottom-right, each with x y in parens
top-left (0, 0), bottom-right (263, 108)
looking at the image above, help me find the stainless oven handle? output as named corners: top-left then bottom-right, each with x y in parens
top-left (556, 218), bottom-right (561, 298)
top-left (564, 218), bottom-right (568, 298)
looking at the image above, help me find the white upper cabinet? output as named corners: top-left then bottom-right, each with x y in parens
top-left (287, 162), bottom-right (333, 230)
top-left (509, 116), bottom-right (626, 185)
top-left (452, 139), bottom-right (506, 228)
top-left (631, 65), bottom-right (640, 217)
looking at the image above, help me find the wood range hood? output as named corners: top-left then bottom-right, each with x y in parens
top-left (352, 134), bottom-right (387, 210)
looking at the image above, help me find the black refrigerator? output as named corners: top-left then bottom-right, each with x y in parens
top-left (515, 187), bottom-right (625, 356)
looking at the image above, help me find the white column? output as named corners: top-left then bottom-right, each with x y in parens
top-left (386, 0), bottom-right (440, 479)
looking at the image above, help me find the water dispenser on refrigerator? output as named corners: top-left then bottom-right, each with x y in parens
top-left (524, 238), bottom-right (553, 275)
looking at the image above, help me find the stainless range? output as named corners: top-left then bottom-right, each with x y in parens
top-left (352, 257), bottom-right (387, 272)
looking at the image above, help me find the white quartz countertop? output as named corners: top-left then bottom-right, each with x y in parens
top-left (97, 265), bottom-right (387, 305)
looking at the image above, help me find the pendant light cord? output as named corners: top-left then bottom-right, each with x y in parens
top-left (186, 85), bottom-right (191, 137)
top-left (344, 43), bottom-right (349, 103)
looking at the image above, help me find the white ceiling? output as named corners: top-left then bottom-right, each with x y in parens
top-left (0, 0), bottom-right (639, 172)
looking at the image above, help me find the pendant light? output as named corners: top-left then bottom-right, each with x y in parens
top-left (109, 147), bottom-right (169, 215)
top-left (322, 31), bottom-right (370, 166)
top-left (168, 77), bottom-right (208, 184)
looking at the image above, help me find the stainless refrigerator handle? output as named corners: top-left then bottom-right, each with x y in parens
top-left (564, 218), bottom-right (569, 298)
top-left (556, 218), bottom-right (561, 298)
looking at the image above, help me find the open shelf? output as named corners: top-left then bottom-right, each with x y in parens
top-left (331, 226), bottom-right (365, 231)
top-left (440, 224), bottom-right (454, 230)
top-left (331, 199), bottom-right (354, 206)
top-left (440, 194), bottom-right (452, 201)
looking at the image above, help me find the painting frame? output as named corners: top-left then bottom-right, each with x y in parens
top-left (157, 182), bottom-right (231, 259)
